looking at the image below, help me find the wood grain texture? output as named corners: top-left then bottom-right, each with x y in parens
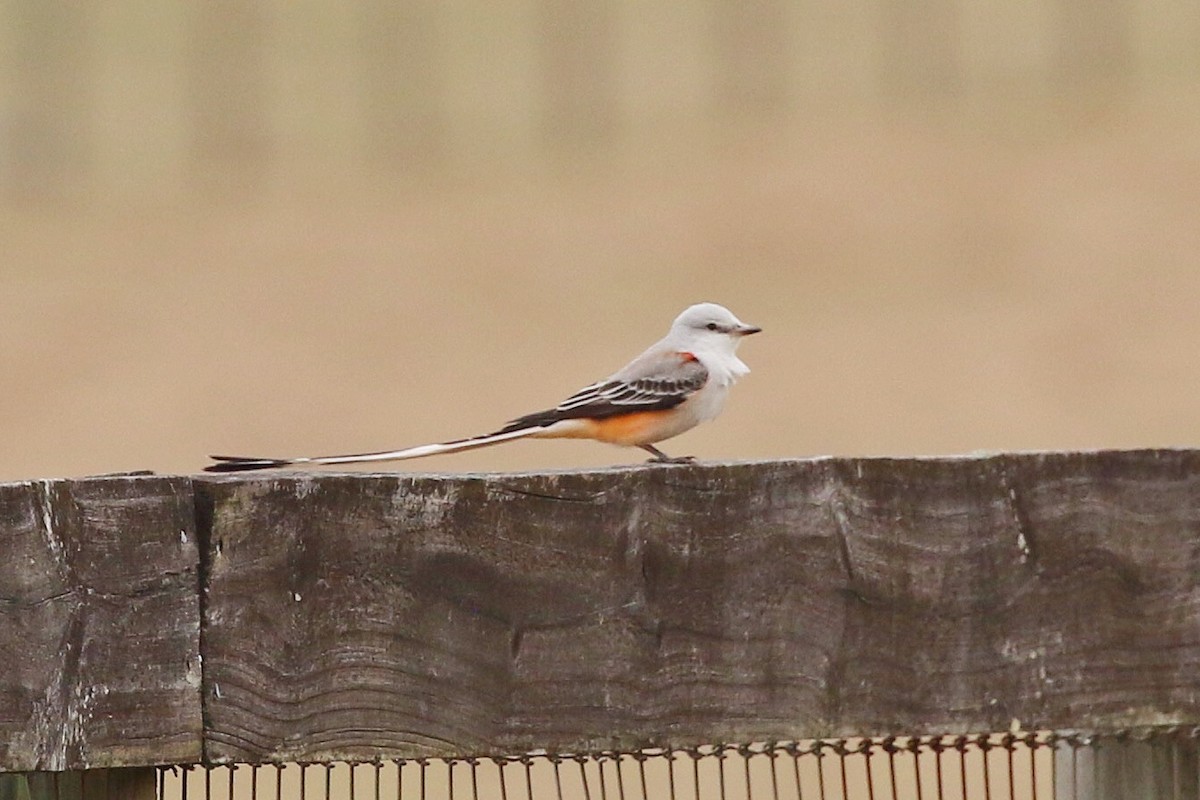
top-left (196, 450), bottom-right (1200, 762)
top-left (0, 476), bottom-right (201, 771)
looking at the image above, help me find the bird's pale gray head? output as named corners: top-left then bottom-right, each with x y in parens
top-left (672, 302), bottom-right (762, 340)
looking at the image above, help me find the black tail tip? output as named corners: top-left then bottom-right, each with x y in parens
top-left (204, 456), bottom-right (291, 473)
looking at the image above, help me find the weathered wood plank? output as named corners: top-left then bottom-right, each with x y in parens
top-left (197, 450), bottom-right (1200, 762)
top-left (0, 476), bottom-right (201, 771)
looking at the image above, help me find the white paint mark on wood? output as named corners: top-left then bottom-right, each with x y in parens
top-left (38, 480), bottom-right (62, 568)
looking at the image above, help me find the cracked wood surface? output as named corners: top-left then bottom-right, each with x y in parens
top-left (197, 450), bottom-right (1200, 762)
top-left (2, 450), bottom-right (1200, 769)
top-left (0, 476), bottom-right (200, 771)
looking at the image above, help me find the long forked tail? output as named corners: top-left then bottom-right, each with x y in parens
top-left (204, 426), bottom-right (541, 473)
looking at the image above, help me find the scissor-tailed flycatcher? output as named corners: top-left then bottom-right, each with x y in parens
top-left (205, 302), bottom-right (760, 472)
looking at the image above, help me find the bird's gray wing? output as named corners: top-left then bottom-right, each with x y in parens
top-left (498, 349), bottom-right (709, 432)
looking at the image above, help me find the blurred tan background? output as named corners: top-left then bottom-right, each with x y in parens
top-left (3, 0), bottom-right (1200, 483)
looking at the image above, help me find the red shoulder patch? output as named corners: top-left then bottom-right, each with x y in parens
top-left (679, 351), bottom-right (698, 362)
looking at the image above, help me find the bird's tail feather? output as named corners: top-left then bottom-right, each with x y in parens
top-left (204, 426), bottom-right (541, 473)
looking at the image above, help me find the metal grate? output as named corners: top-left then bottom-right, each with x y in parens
top-left (148, 732), bottom-right (1153, 800)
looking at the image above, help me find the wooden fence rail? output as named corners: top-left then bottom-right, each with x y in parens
top-left (3, 450), bottom-right (1200, 775)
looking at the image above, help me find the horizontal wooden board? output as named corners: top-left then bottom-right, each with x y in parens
top-left (195, 450), bottom-right (1200, 762)
top-left (3, 452), bottom-right (1199, 768)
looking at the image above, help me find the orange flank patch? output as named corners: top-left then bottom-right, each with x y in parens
top-left (537, 410), bottom-right (675, 446)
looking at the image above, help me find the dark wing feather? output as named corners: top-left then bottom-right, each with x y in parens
top-left (498, 359), bottom-right (709, 433)
top-left (205, 456), bottom-right (294, 472)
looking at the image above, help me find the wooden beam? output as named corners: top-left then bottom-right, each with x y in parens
top-left (0, 476), bottom-right (201, 771)
top-left (3, 452), bottom-right (1200, 770)
top-left (196, 450), bottom-right (1200, 762)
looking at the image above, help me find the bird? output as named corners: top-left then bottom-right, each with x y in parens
top-left (205, 302), bottom-right (760, 472)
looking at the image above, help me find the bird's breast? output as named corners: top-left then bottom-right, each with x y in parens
top-left (682, 379), bottom-right (730, 424)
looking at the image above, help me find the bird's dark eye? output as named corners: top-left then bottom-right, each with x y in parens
top-left (706, 322), bottom-right (719, 331)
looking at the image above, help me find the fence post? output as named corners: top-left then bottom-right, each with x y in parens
top-left (0, 775), bottom-right (25, 800)
top-left (0, 769), bottom-right (156, 800)
top-left (1060, 734), bottom-right (1199, 799)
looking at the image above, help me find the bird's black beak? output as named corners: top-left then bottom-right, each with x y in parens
top-left (736, 324), bottom-right (762, 336)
